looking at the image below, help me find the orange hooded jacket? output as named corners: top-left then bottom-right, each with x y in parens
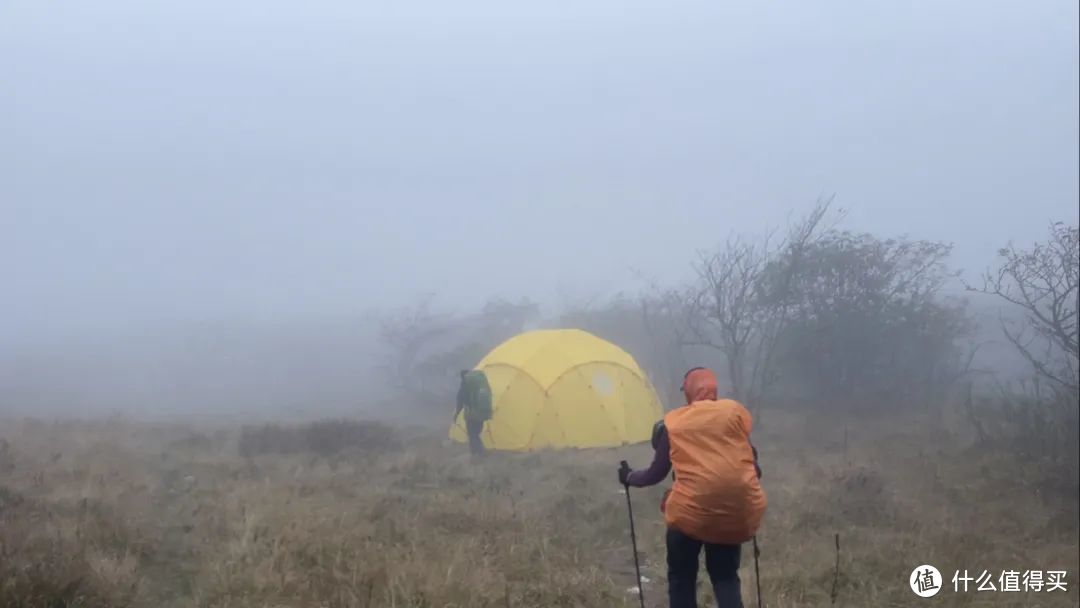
top-left (661, 368), bottom-right (766, 545)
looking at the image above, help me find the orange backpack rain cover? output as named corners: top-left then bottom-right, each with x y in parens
top-left (662, 369), bottom-right (766, 544)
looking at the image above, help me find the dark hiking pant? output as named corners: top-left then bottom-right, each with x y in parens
top-left (667, 527), bottom-right (743, 608)
top-left (465, 418), bottom-right (485, 457)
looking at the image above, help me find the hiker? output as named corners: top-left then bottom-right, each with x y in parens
top-left (618, 367), bottom-right (765, 608)
top-left (454, 369), bottom-right (493, 457)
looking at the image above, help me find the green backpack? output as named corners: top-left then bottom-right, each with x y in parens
top-left (462, 370), bottom-right (493, 422)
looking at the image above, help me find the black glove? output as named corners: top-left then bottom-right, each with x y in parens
top-left (618, 460), bottom-right (631, 486)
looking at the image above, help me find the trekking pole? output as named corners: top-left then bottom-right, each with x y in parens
top-left (752, 535), bottom-right (763, 608)
top-left (619, 460), bottom-right (647, 608)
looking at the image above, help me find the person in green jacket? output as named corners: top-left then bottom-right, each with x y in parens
top-left (454, 369), bottom-right (493, 457)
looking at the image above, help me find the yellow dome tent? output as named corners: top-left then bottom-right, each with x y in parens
top-left (449, 329), bottom-right (664, 451)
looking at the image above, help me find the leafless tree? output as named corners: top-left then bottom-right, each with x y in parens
top-left (685, 234), bottom-right (770, 400)
top-left (377, 293), bottom-right (453, 398)
top-left (682, 198), bottom-right (838, 404)
top-left (977, 222), bottom-right (1079, 392)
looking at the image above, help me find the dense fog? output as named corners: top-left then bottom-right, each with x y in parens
top-left (2, 0), bottom-right (1077, 422)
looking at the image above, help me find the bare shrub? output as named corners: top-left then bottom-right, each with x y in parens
top-left (0, 438), bottom-right (14, 474)
top-left (965, 222), bottom-right (1080, 486)
top-left (977, 222), bottom-right (1079, 391)
top-left (964, 382), bottom-right (1080, 493)
top-left (238, 419), bottom-right (402, 459)
top-left (377, 296), bottom-right (539, 407)
top-left (166, 431), bottom-right (217, 452)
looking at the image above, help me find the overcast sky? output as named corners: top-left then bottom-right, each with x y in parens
top-left (3, 0), bottom-right (1077, 339)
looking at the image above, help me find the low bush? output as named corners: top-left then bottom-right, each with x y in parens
top-left (238, 418), bottom-right (402, 459)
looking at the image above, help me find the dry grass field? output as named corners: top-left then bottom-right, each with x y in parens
top-left (0, 405), bottom-right (1076, 608)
